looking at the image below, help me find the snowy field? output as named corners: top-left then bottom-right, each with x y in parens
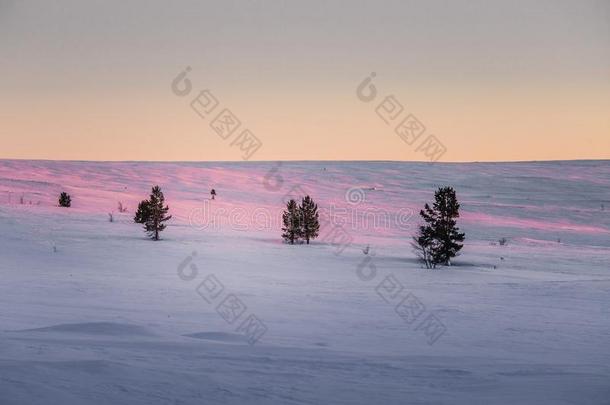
top-left (1, 159), bottom-right (609, 404)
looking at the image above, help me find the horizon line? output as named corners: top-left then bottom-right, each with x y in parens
top-left (1, 158), bottom-right (609, 165)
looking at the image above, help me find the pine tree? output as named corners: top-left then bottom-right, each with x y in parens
top-left (300, 195), bottom-right (320, 245)
top-left (134, 200), bottom-right (151, 224)
top-left (135, 186), bottom-right (171, 240)
top-left (281, 199), bottom-right (301, 244)
top-left (58, 192), bottom-right (71, 207)
top-left (413, 187), bottom-right (465, 267)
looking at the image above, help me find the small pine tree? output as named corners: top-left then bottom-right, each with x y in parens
top-left (300, 195), bottom-right (320, 244)
top-left (281, 199), bottom-right (301, 244)
top-left (58, 192), bottom-right (71, 207)
top-left (134, 200), bottom-right (151, 224)
top-left (134, 186), bottom-right (171, 240)
top-left (146, 186), bottom-right (171, 240)
top-left (413, 187), bottom-right (465, 267)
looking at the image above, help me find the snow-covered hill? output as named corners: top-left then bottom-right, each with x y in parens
top-left (1, 159), bottom-right (609, 404)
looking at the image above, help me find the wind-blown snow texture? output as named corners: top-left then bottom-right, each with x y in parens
top-left (1, 159), bottom-right (609, 404)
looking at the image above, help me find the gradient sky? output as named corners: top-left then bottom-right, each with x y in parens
top-left (1, 0), bottom-right (608, 162)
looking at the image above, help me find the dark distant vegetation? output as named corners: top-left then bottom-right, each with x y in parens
top-left (58, 192), bottom-right (71, 208)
